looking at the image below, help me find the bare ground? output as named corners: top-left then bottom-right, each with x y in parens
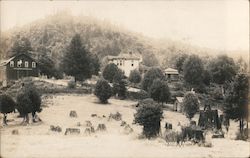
top-left (1, 94), bottom-right (249, 158)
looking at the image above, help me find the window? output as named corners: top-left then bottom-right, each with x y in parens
top-left (17, 60), bottom-right (22, 67)
top-left (25, 61), bottom-right (29, 68)
top-left (120, 60), bottom-right (122, 66)
top-left (131, 60), bottom-right (134, 67)
top-left (10, 61), bottom-right (14, 67)
top-left (32, 62), bottom-right (36, 68)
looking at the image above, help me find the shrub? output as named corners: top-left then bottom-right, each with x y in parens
top-left (183, 92), bottom-right (199, 120)
top-left (67, 80), bottom-right (76, 89)
top-left (141, 67), bottom-right (164, 92)
top-left (149, 79), bottom-right (171, 104)
top-left (134, 98), bottom-right (163, 138)
top-left (102, 63), bottom-right (120, 83)
top-left (16, 83), bottom-right (42, 123)
top-left (129, 70), bottom-right (141, 86)
top-left (0, 94), bottom-right (16, 125)
top-left (94, 79), bottom-right (112, 103)
top-left (113, 80), bottom-right (127, 99)
top-left (126, 90), bottom-right (149, 100)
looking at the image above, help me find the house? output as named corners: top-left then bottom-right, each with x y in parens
top-left (0, 53), bottom-right (39, 85)
top-left (107, 52), bottom-right (141, 77)
top-left (164, 68), bottom-right (179, 81)
top-left (173, 97), bottom-right (184, 112)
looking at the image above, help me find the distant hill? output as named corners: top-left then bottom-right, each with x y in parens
top-left (0, 12), bottom-right (248, 68)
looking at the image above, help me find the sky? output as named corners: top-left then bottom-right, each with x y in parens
top-left (0, 0), bottom-right (249, 51)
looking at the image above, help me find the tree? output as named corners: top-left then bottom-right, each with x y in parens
top-left (224, 73), bottom-right (249, 135)
top-left (149, 79), bottom-right (171, 105)
top-left (11, 36), bottom-right (32, 55)
top-left (202, 70), bottom-right (212, 86)
top-left (113, 79), bottom-right (127, 99)
top-left (38, 53), bottom-right (62, 79)
top-left (141, 67), bottom-right (164, 92)
top-left (62, 34), bottom-right (99, 81)
top-left (102, 63), bottom-right (120, 83)
top-left (142, 52), bottom-right (159, 67)
top-left (94, 79), bottom-right (112, 104)
top-left (209, 55), bottom-right (237, 85)
top-left (16, 84), bottom-right (42, 123)
top-left (134, 98), bottom-right (163, 138)
top-left (129, 69), bottom-right (141, 86)
top-left (174, 53), bottom-right (189, 73)
top-left (0, 94), bottom-right (16, 125)
top-left (183, 55), bottom-right (204, 87)
top-left (183, 92), bottom-right (199, 120)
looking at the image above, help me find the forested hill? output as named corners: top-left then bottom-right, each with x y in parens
top-left (0, 12), bottom-right (247, 67)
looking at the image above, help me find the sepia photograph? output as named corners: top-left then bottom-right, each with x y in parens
top-left (0, 0), bottom-right (249, 157)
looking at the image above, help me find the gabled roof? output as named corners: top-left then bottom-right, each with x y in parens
top-left (0, 53), bottom-right (36, 67)
top-left (176, 97), bottom-right (184, 103)
top-left (164, 68), bottom-right (179, 75)
top-left (107, 53), bottom-right (141, 60)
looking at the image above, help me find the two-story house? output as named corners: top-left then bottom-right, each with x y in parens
top-left (107, 52), bottom-right (141, 77)
top-left (0, 53), bottom-right (39, 85)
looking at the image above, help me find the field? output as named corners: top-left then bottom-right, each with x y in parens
top-left (1, 94), bottom-right (249, 158)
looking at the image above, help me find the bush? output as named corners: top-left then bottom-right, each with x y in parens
top-left (0, 94), bottom-right (16, 125)
top-left (94, 79), bottom-right (112, 103)
top-left (113, 80), bottom-right (127, 99)
top-left (126, 90), bottom-right (149, 100)
top-left (67, 81), bottom-right (76, 89)
top-left (134, 98), bottom-right (163, 138)
top-left (16, 83), bottom-right (42, 123)
top-left (102, 63), bottom-right (120, 83)
top-left (183, 92), bottom-right (199, 120)
top-left (141, 67), bottom-right (164, 92)
top-left (149, 79), bottom-right (171, 104)
top-left (129, 70), bottom-right (141, 86)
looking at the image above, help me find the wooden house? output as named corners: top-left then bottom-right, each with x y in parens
top-left (0, 53), bottom-right (39, 85)
top-left (164, 68), bottom-right (179, 81)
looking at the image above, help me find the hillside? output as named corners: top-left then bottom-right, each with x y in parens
top-left (0, 12), bottom-right (247, 67)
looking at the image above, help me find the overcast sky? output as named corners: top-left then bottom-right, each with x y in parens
top-left (1, 0), bottom-right (249, 51)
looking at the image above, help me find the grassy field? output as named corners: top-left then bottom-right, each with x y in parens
top-left (1, 94), bottom-right (249, 158)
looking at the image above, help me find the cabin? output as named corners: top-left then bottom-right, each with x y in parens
top-left (107, 52), bottom-right (141, 77)
top-left (0, 53), bottom-right (39, 86)
top-left (164, 68), bottom-right (179, 81)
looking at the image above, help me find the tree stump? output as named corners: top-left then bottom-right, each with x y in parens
top-left (97, 124), bottom-right (106, 131)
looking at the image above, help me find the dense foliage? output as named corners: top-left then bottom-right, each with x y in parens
top-left (224, 73), bottom-right (249, 134)
top-left (94, 79), bottom-right (112, 104)
top-left (113, 80), bottom-right (127, 99)
top-left (62, 34), bottom-right (100, 81)
top-left (16, 83), bottom-right (42, 123)
top-left (183, 55), bottom-right (204, 88)
top-left (134, 98), bottom-right (163, 138)
top-left (183, 92), bottom-right (199, 120)
top-left (102, 63), bottom-right (120, 83)
top-left (208, 55), bottom-right (237, 85)
top-left (129, 70), bottom-right (141, 86)
top-left (0, 94), bottom-right (16, 114)
top-left (0, 94), bottom-right (16, 125)
top-left (141, 67), bottom-right (164, 92)
top-left (11, 36), bottom-right (32, 55)
top-left (149, 79), bottom-right (171, 104)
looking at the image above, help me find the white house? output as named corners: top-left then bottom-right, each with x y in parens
top-left (107, 52), bottom-right (141, 77)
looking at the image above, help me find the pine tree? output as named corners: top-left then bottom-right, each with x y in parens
top-left (183, 92), bottom-right (199, 120)
top-left (62, 34), bottom-right (99, 81)
top-left (102, 63), bottom-right (120, 83)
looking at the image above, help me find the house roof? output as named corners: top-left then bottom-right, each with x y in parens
top-left (164, 68), bottom-right (179, 75)
top-left (176, 97), bottom-right (184, 103)
top-left (0, 53), bottom-right (37, 67)
top-left (107, 53), bottom-right (141, 60)
top-left (0, 56), bottom-right (15, 66)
